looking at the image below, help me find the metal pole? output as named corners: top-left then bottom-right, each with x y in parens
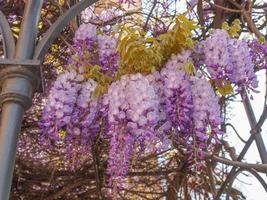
top-left (0, 1), bottom-right (43, 199)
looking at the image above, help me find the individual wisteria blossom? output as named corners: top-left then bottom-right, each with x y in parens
top-left (165, 49), bottom-right (193, 71)
top-left (195, 29), bottom-right (258, 91)
top-left (99, 8), bottom-right (123, 22)
top-left (74, 23), bottom-right (97, 42)
top-left (81, 6), bottom-right (95, 23)
top-left (249, 39), bottom-right (267, 70)
top-left (191, 76), bottom-right (222, 161)
top-left (103, 73), bottom-right (160, 190)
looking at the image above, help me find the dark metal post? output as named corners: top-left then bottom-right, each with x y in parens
top-left (0, 1), bottom-right (43, 199)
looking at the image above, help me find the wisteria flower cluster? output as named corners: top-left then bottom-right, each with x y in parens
top-left (195, 29), bottom-right (258, 92)
top-left (40, 21), bottom-right (263, 193)
top-left (74, 23), bottom-right (119, 75)
top-left (160, 65), bottom-right (222, 165)
top-left (103, 73), bottom-right (161, 190)
top-left (190, 76), bottom-right (222, 161)
top-left (40, 23), bottom-right (120, 166)
top-left (39, 70), bottom-right (99, 159)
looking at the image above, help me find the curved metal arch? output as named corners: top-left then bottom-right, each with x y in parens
top-left (34, 0), bottom-right (97, 61)
top-left (225, 168), bottom-right (267, 200)
top-left (0, 11), bottom-right (15, 58)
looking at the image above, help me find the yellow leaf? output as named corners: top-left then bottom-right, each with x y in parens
top-left (59, 130), bottom-right (66, 140)
top-left (183, 62), bottom-right (196, 76)
top-left (217, 80), bottom-right (233, 96)
top-left (222, 22), bottom-right (230, 31)
top-left (145, 37), bottom-right (156, 43)
top-left (259, 36), bottom-right (266, 44)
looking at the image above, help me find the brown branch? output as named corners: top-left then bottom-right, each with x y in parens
top-left (206, 161), bottom-right (216, 197)
top-left (144, 0), bottom-right (157, 31)
top-left (92, 144), bottom-right (103, 200)
top-left (213, 0), bottom-right (225, 28)
top-left (227, 0), bottom-right (263, 38)
top-left (44, 179), bottom-right (96, 200)
top-left (212, 3), bottom-right (242, 13)
top-left (206, 153), bottom-right (267, 173)
top-left (222, 140), bottom-right (238, 161)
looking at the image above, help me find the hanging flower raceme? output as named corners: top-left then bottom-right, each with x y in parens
top-left (191, 76), bottom-right (222, 162)
top-left (39, 70), bottom-right (83, 142)
top-left (70, 23), bottom-right (119, 75)
top-left (228, 39), bottom-right (258, 90)
top-left (103, 73), bottom-right (160, 190)
top-left (97, 34), bottom-right (119, 75)
top-left (66, 79), bottom-right (99, 146)
top-left (160, 55), bottom-right (222, 164)
top-left (146, 71), bottom-right (172, 141)
top-left (70, 23), bottom-right (98, 73)
top-left (39, 71), bottom-right (99, 148)
top-left (160, 67), bottom-right (193, 135)
top-left (195, 29), bottom-right (258, 94)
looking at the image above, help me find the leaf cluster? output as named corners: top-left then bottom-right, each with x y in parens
top-left (117, 15), bottom-right (198, 77)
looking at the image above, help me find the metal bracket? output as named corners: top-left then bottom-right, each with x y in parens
top-left (0, 59), bottom-right (44, 92)
top-left (34, 0), bottom-right (97, 61)
top-left (0, 11), bottom-right (15, 58)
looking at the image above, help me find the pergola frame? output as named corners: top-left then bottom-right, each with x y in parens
top-left (0, 1), bottom-right (267, 200)
top-left (0, 1), bottom-right (96, 199)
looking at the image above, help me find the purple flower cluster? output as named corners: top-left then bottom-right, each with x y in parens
top-left (67, 79), bottom-right (99, 146)
top-left (228, 39), bottom-right (258, 89)
top-left (39, 70), bottom-right (99, 155)
top-left (191, 76), bottom-right (222, 160)
top-left (103, 73), bottom-right (160, 189)
top-left (70, 23), bottom-right (98, 73)
top-left (196, 29), bottom-right (258, 91)
top-left (40, 70), bottom-right (83, 141)
top-left (160, 67), bottom-right (193, 134)
top-left (159, 64), bottom-right (222, 164)
top-left (71, 24), bottom-right (119, 75)
top-left (39, 22), bottom-right (256, 191)
top-left (74, 23), bottom-right (97, 42)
